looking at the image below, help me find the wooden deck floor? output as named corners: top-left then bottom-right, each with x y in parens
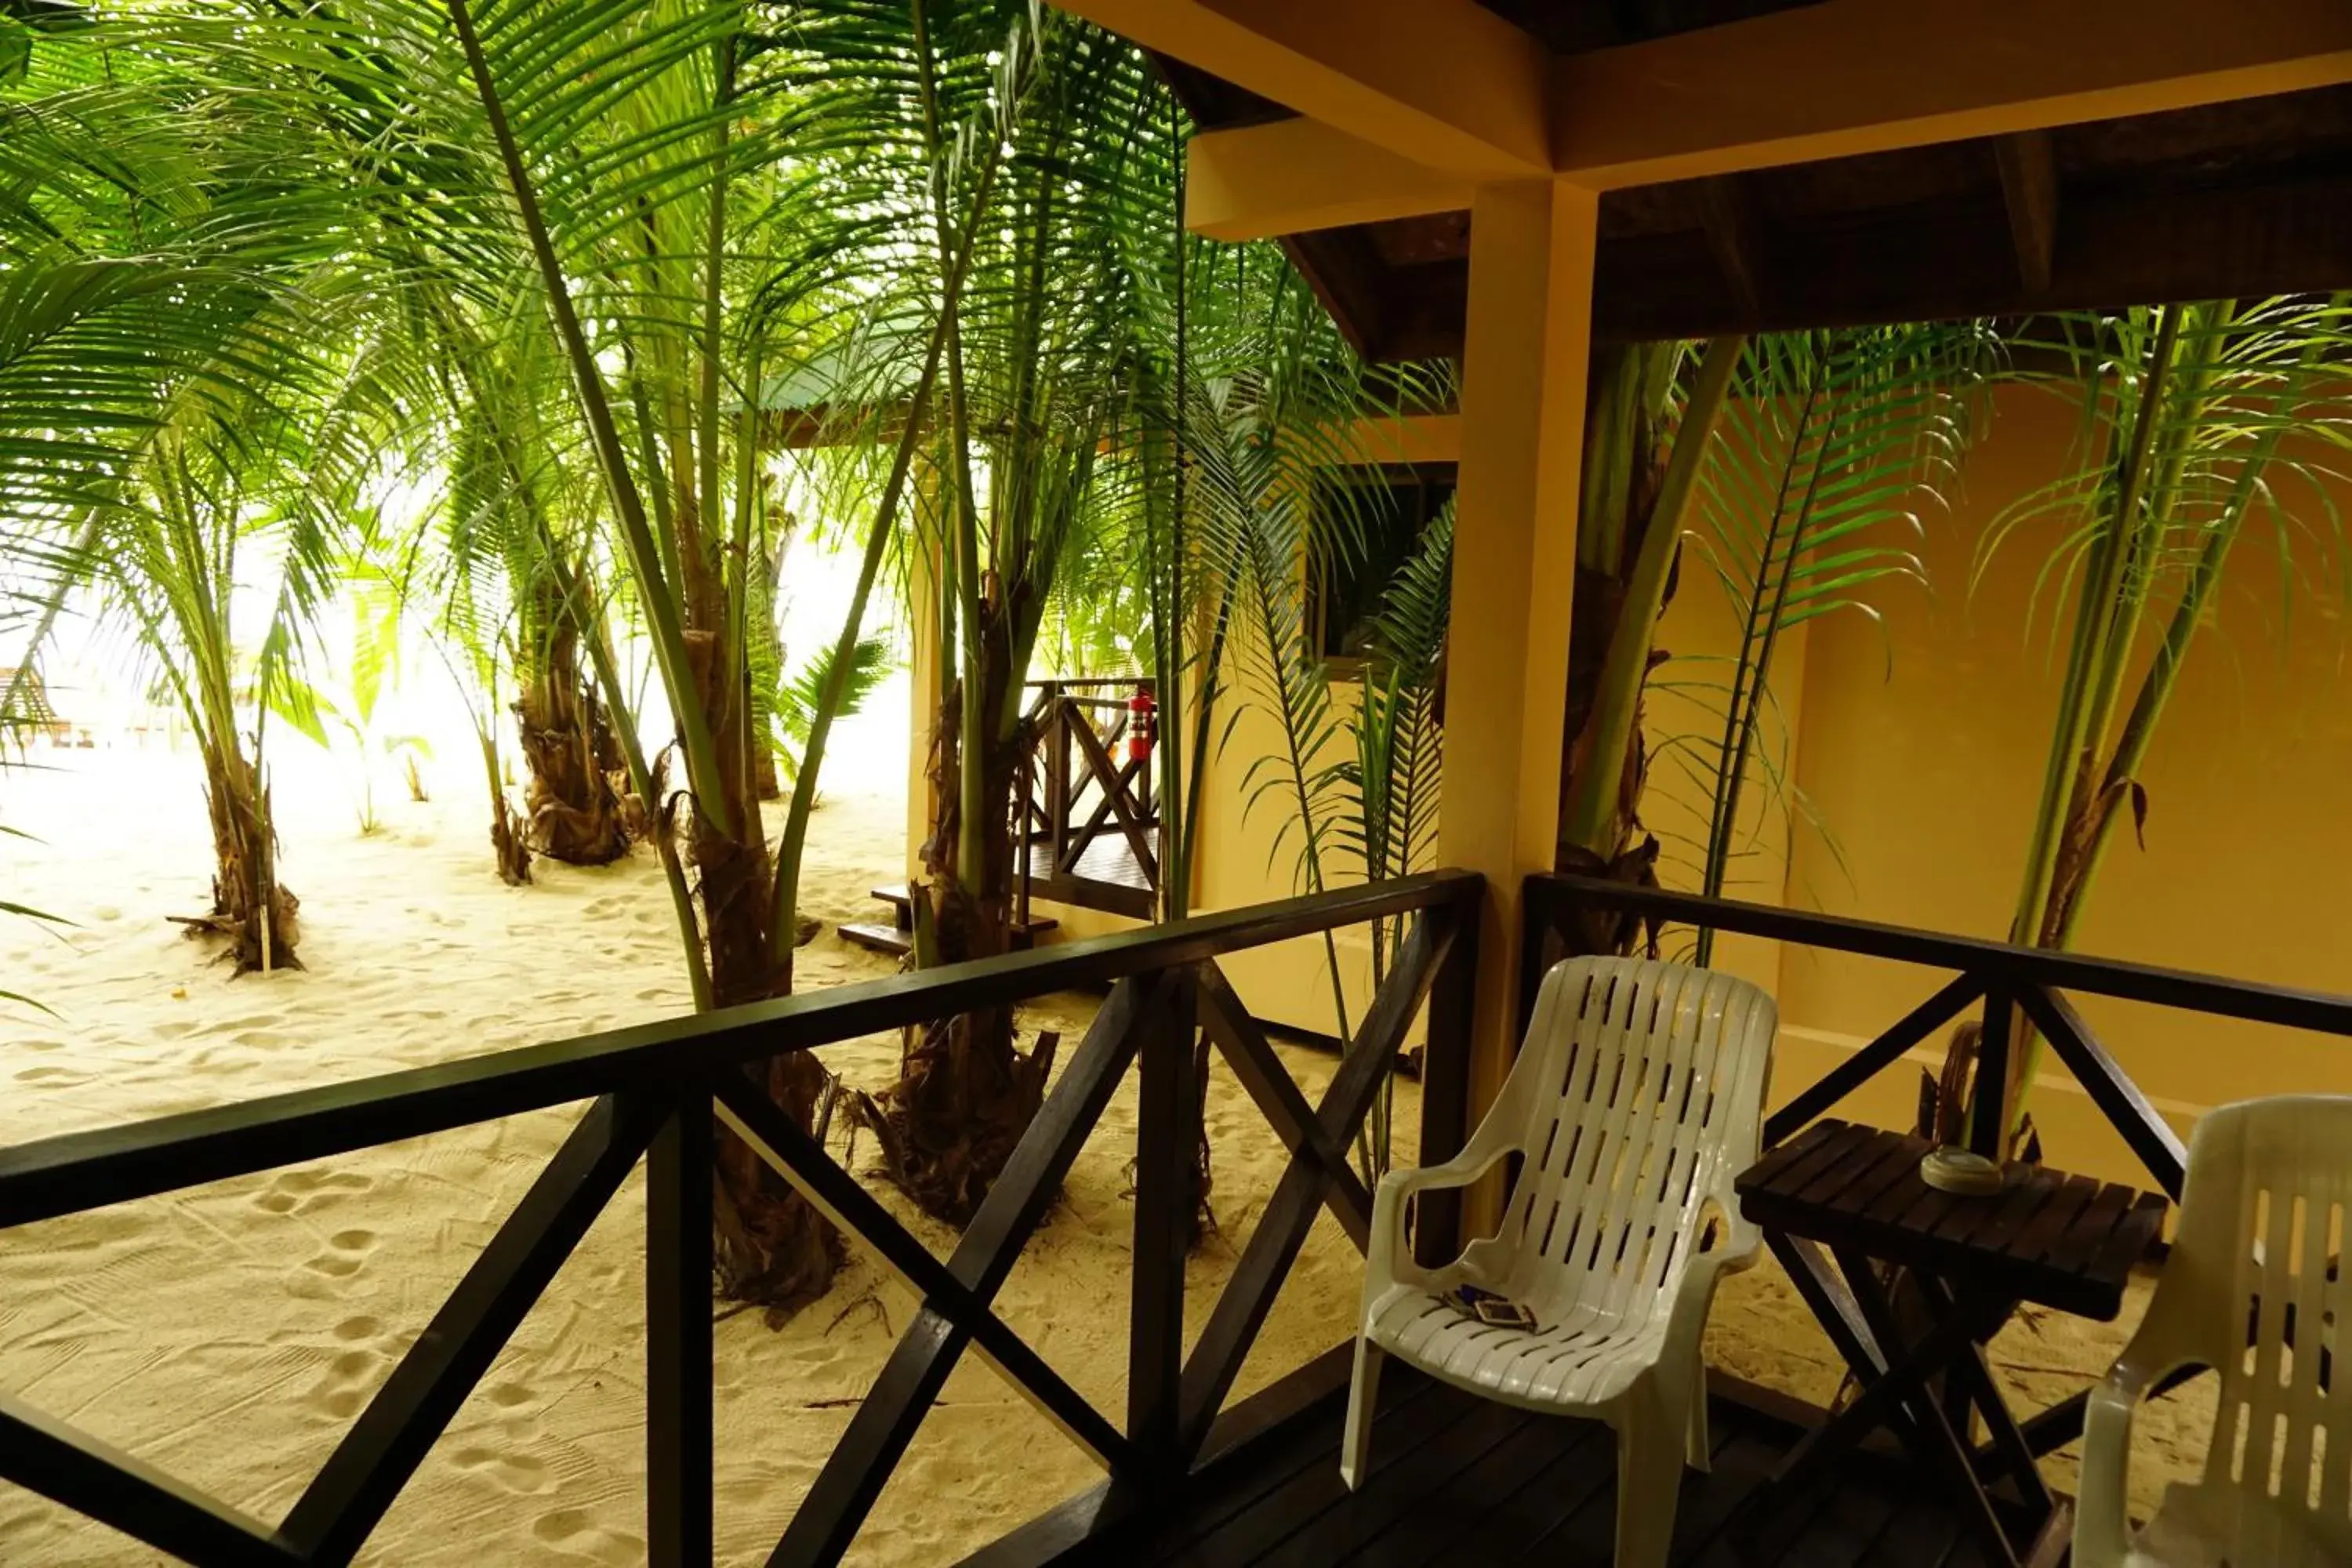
top-left (1023, 828), bottom-right (1159, 918)
top-left (969, 1362), bottom-right (2013, 1568)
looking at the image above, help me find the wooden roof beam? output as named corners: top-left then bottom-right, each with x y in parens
top-left (1551, 0), bottom-right (2352, 189)
top-left (1052, 0), bottom-right (1549, 178)
top-left (1186, 118), bottom-right (1474, 241)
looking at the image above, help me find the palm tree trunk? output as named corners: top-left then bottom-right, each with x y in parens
top-left (514, 612), bottom-right (632, 865)
top-left (691, 623), bottom-right (845, 1310)
top-left (198, 739), bottom-right (300, 971)
top-left (446, 0), bottom-right (836, 1316)
top-left (478, 731), bottom-right (532, 886)
top-left (1552, 339), bottom-right (1743, 956)
top-left (892, 670), bottom-right (1055, 1220)
top-left (857, 660), bottom-right (1054, 1223)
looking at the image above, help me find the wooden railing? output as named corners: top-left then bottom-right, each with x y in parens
top-left (0, 869), bottom-right (1483, 1568)
top-left (1018, 678), bottom-right (1160, 922)
top-left (1521, 871), bottom-right (2352, 1455)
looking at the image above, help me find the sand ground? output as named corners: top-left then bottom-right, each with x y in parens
top-left (0, 724), bottom-right (2207, 1565)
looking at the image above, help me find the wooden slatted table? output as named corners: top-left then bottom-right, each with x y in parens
top-left (1733, 1119), bottom-right (2169, 1568)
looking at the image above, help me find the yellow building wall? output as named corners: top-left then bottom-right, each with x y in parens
top-left (1036, 415), bottom-right (1468, 1043)
top-left (1635, 565), bottom-right (1810, 1007)
top-left (1776, 383), bottom-right (2352, 1183)
top-left (1022, 382), bottom-right (2352, 1186)
top-left (1171, 408), bottom-right (1809, 1047)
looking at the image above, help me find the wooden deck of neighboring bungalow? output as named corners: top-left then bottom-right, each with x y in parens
top-left (970, 1359), bottom-right (2012, 1568)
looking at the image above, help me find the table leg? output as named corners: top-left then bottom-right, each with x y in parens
top-left (1835, 1248), bottom-right (2026, 1568)
top-left (1758, 1236), bottom-right (2017, 1566)
top-left (2024, 1497), bottom-right (2075, 1568)
top-left (1914, 1275), bottom-right (2056, 1519)
top-left (1766, 1233), bottom-right (1892, 1380)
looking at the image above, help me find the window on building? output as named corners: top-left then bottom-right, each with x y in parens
top-left (1308, 463), bottom-right (1456, 662)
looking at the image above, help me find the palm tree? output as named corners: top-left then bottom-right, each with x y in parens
top-left (1, 6), bottom-right (369, 971)
top-left (772, 1), bottom-right (1181, 1221)
top-left (1177, 292), bottom-right (1450, 1184)
top-left (1549, 338), bottom-right (1745, 952)
top-left (424, 310), bottom-right (633, 876)
top-left (1548, 323), bottom-right (1998, 960)
top-left (1336, 499), bottom-right (1451, 1177)
top-left (1671, 325), bottom-right (1997, 960)
top-left (419, 0), bottom-right (995, 1305)
top-left (1986, 299), bottom-right (2352, 1136)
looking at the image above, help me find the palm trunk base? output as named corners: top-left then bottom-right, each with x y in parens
top-left (516, 681), bottom-right (633, 866)
top-left (698, 802), bottom-right (844, 1320)
top-left (854, 1010), bottom-right (1057, 1225)
top-left (192, 758), bottom-right (301, 972)
top-left (180, 876), bottom-right (302, 973)
top-left (857, 874), bottom-right (1056, 1223)
top-left (1551, 838), bottom-right (1663, 958)
top-left (713, 1052), bottom-right (844, 1317)
top-left (490, 793), bottom-right (533, 886)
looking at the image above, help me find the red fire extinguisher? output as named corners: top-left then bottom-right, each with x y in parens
top-left (1127, 683), bottom-right (1158, 766)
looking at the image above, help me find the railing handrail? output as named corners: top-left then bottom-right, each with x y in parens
top-left (0, 866), bottom-right (1481, 1568)
top-left (0, 871), bottom-right (1482, 1230)
top-left (1531, 873), bottom-right (2352, 1039)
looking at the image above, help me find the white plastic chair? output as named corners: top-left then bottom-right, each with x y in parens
top-left (1343, 956), bottom-right (1776, 1568)
top-left (2078, 1094), bottom-right (2352, 1568)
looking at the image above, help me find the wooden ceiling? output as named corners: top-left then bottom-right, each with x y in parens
top-left (1472, 0), bottom-right (1824, 55)
top-left (1159, 6), bottom-right (2352, 360)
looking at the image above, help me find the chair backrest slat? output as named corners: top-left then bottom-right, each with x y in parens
top-left (1481, 958), bottom-right (1775, 1324)
top-left (2167, 1098), bottom-right (2352, 1534)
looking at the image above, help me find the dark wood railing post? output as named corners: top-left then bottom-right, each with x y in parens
top-left (0, 874), bottom-right (1486, 1568)
top-left (1128, 977), bottom-right (1193, 1485)
top-left (646, 1085), bottom-right (713, 1568)
top-left (1967, 985), bottom-right (2014, 1162)
top-left (1015, 737), bottom-right (1034, 932)
top-left (1417, 892), bottom-right (1479, 1269)
top-left (1045, 691), bottom-right (1070, 877)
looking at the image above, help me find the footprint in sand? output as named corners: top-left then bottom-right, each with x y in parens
top-left (452, 1445), bottom-right (553, 1495)
top-left (252, 1168), bottom-right (372, 1216)
top-left (482, 1381), bottom-right (535, 1410)
top-left (531, 1508), bottom-right (641, 1565)
top-left (299, 1229), bottom-right (378, 1279)
top-left (310, 1346), bottom-right (380, 1421)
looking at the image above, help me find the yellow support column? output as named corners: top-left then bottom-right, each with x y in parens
top-left (1436, 179), bottom-right (1596, 1213)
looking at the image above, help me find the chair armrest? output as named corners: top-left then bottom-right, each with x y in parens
top-left (1365, 1144), bottom-right (1520, 1294)
top-left (2077, 1353), bottom-right (2185, 1568)
top-left (1658, 1212), bottom-right (1764, 1377)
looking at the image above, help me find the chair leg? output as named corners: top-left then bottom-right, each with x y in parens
top-left (1686, 1367), bottom-right (1711, 1472)
top-left (1614, 1397), bottom-right (1685, 1568)
top-left (1341, 1336), bottom-right (1383, 1490)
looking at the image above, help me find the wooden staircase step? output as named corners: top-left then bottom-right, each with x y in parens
top-left (869, 884), bottom-right (913, 931)
top-left (841, 906), bottom-right (1057, 960)
top-left (838, 921), bottom-right (913, 956)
